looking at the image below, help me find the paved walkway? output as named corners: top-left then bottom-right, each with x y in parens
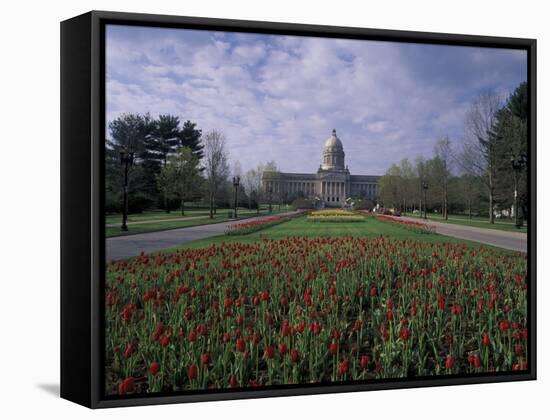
top-left (106, 211), bottom-right (527, 262)
top-left (105, 214), bottom-right (214, 228)
top-left (106, 211), bottom-right (297, 261)
top-left (399, 216), bottom-right (527, 252)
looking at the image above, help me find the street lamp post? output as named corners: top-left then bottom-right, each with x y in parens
top-left (510, 154), bottom-right (527, 229)
top-left (421, 181), bottom-right (428, 220)
top-left (120, 150), bottom-right (134, 231)
top-left (232, 176), bottom-right (240, 219)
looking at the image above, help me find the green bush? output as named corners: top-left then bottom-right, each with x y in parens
top-left (292, 197), bottom-right (314, 209)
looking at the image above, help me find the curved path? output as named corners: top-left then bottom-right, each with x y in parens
top-left (106, 212), bottom-right (528, 262)
top-left (399, 216), bottom-right (527, 253)
top-left (106, 212), bottom-right (298, 261)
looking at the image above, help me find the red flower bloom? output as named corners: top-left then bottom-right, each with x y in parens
top-left (201, 353), bottom-right (210, 365)
top-left (474, 354), bottom-right (481, 369)
top-left (290, 348), bottom-right (300, 363)
top-left (445, 355), bottom-right (454, 370)
top-left (118, 377), bottom-right (135, 395)
top-left (279, 342), bottom-right (288, 355)
top-left (338, 359), bottom-right (349, 375)
top-left (187, 364), bottom-right (198, 380)
top-left (264, 345), bottom-right (275, 359)
top-left (360, 355), bottom-right (369, 370)
top-left (159, 335), bottom-right (170, 347)
top-left (329, 342), bottom-right (338, 355)
top-left (149, 361), bottom-right (160, 375)
top-left (124, 342), bottom-right (137, 359)
top-left (237, 338), bottom-right (246, 353)
top-left (482, 333), bottom-right (491, 347)
top-left (197, 323), bottom-right (207, 337)
top-left (400, 326), bottom-right (409, 342)
top-left (499, 320), bottom-right (510, 332)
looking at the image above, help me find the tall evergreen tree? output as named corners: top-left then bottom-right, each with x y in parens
top-left (491, 82), bottom-right (528, 220)
top-left (106, 113), bottom-right (155, 212)
top-left (179, 120), bottom-right (204, 161)
top-left (144, 114), bottom-right (181, 212)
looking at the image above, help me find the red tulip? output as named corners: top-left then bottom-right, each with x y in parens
top-left (159, 335), bottom-right (170, 347)
top-left (360, 355), bottom-right (369, 370)
top-left (329, 342), bottom-right (338, 355)
top-left (187, 364), bottom-right (198, 380)
top-left (482, 333), bottom-right (490, 347)
top-left (124, 342), bottom-right (136, 359)
top-left (279, 342), bottom-right (288, 355)
top-left (499, 320), bottom-right (510, 332)
top-left (400, 326), bottom-right (409, 342)
top-left (474, 354), bottom-right (481, 369)
top-left (118, 376), bottom-right (135, 395)
top-left (290, 348), bottom-right (300, 363)
top-left (264, 345), bottom-right (275, 359)
top-left (338, 359), bottom-right (349, 375)
top-left (445, 355), bottom-right (453, 370)
top-left (149, 361), bottom-right (160, 375)
top-left (201, 353), bottom-right (210, 365)
top-left (236, 338), bottom-right (246, 353)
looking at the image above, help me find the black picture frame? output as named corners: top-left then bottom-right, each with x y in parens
top-left (60, 10), bottom-right (537, 409)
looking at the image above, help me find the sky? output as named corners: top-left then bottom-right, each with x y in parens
top-left (105, 24), bottom-right (527, 176)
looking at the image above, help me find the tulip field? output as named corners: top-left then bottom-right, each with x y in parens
top-left (105, 213), bottom-right (528, 395)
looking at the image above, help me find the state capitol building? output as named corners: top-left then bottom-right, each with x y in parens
top-left (262, 129), bottom-right (380, 207)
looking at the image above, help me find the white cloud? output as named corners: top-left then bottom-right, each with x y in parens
top-left (106, 27), bottom-right (527, 176)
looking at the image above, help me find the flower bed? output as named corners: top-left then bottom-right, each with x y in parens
top-left (357, 211), bottom-right (434, 234)
top-left (225, 211), bottom-right (306, 235)
top-left (105, 236), bottom-right (528, 394)
top-left (307, 209), bottom-right (365, 223)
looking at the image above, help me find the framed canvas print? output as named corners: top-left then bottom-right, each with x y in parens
top-left (60, 11), bottom-right (536, 408)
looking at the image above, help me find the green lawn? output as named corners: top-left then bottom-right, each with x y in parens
top-left (105, 207), bottom-right (266, 225)
top-left (174, 214), bottom-right (509, 252)
top-left (106, 208), bottom-right (286, 238)
top-left (406, 212), bottom-right (527, 233)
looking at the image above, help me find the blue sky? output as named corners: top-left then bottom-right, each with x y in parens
top-left (106, 24), bottom-right (527, 175)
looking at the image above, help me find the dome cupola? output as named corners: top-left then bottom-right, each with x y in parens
top-left (321, 129), bottom-right (345, 171)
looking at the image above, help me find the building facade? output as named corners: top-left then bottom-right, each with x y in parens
top-left (262, 129), bottom-right (380, 207)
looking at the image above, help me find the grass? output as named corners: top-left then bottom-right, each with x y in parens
top-left (106, 215), bottom-right (230, 238)
top-left (405, 212), bottom-right (528, 233)
top-left (105, 207), bottom-right (270, 225)
top-left (172, 214), bottom-right (514, 253)
top-left (105, 208), bottom-right (285, 238)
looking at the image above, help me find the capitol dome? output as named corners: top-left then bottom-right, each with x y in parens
top-left (321, 129), bottom-right (345, 171)
top-left (324, 129), bottom-right (343, 150)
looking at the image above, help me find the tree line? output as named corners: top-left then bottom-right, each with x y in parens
top-left (105, 113), bottom-right (278, 218)
top-left (377, 82), bottom-right (528, 223)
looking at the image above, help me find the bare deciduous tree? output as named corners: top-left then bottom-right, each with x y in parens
top-left (464, 92), bottom-right (502, 223)
top-left (434, 136), bottom-right (453, 220)
top-left (203, 130), bottom-right (230, 219)
top-left (242, 168), bottom-right (260, 211)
